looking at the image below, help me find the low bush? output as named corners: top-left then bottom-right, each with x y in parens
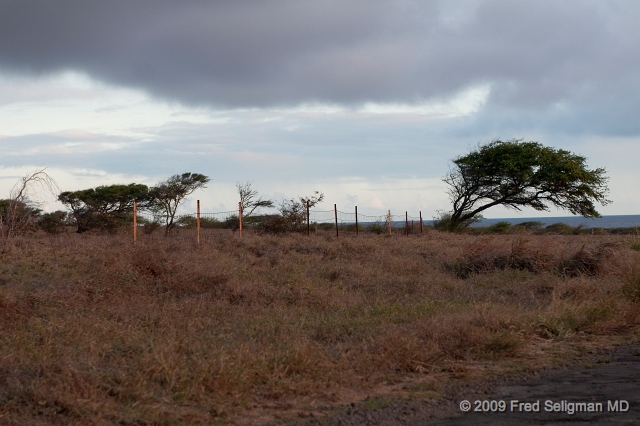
top-left (544, 222), bottom-right (574, 234)
top-left (367, 223), bottom-right (386, 235)
top-left (485, 221), bottom-right (512, 234)
top-left (36, 210), bottom-right (70, 234)
top-left (446, 238), bottom-right (624, 279)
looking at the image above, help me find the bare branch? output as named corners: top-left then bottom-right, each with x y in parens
top-left (1, 168), bottom-right (59, 244)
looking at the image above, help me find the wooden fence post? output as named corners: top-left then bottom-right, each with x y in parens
top-left (355, 206), bottom-right (358, 236)
top-left (405, 211), bottom-right (409, 236)
top-left (420, 211), bottom-right (423, 234)
top-left (196, 200), bottom-right (201, 245)
top-left (334, 204), bottom-right (339, 238)
top-left (388, 210), bottom-right (392, 235)
top-left (133, 199), bottom-right (137, 244)
top-left (238, 202), bottom-right (243, 238)
top-left (307, 200), bottom-right (310, 236)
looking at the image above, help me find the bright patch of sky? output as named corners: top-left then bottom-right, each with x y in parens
top-left (0, 71), bottom-right (217, 139)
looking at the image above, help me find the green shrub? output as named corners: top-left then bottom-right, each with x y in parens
top-left (433, 211), bottom-right (482, 232)
top-left (37, 211), bottom-right (70, 234)
top-left (486, 221), bottom-right (511, 234)
top-left (514, 221), bottom-right (543, 230)
top-left (367, 223), bottom-right (385, 235)
top-left (545, 223), bottom-right (574, 235)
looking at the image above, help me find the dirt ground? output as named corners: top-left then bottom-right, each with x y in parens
top-left (298, 343), bottom-right (640, 426)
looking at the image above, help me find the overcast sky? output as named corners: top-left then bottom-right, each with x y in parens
top-left (1, 0), bottom-right (639, 218)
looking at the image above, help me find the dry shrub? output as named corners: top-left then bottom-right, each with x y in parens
top-left (620, 264), bottom-right (640, 302)
top-left (447, 237), bottom-right (626, 279)
top-left (422, 305), bottom-right (525, 360)
top-left (446, 236), bottom-right (555, 279)
top-left (131, 244), bottom-right (174, 278)
top-left (374, 330), bottom-right (439, 373)
top-left (537, 302), bottom-right (617, 338)
top-left (558, 242), bottom-right (621, 277)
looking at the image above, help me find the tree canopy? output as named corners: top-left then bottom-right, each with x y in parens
top-left (58, 183), bottom-right (151, 233)
top-left (442, 139), bottom-right (610, 230)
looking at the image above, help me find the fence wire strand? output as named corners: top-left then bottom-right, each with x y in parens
top-left (129, 205), bottom-right (427, 240)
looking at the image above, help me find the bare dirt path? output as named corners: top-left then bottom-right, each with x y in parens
top-left (297, 344), bottom-right (640, 426)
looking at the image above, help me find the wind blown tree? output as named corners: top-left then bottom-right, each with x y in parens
top-left (237, 182), bottom-right (274, 217)
top-left (149, 173), bottom-right (210, 235)
top-left (218, 182), bottom-right (275, 231)
top-left (58, 184), bottom-right (151, 233)
top-left (440, 139), bottom-right (610, 231)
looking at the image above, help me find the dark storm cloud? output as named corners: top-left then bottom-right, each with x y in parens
top-left (1, 0), bottom-right (639, 115)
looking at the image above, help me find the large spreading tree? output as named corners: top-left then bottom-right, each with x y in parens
top-left (441, 139), bottom-right (610, 230)
top-left (58, 183), bottom-right (151, 233)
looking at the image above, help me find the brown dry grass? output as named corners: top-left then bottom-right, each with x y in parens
top-left (1, 231), bottom-right (640, 424)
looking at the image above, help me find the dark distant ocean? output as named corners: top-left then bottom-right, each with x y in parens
top-left (468, 215), bottom-right (640, 229)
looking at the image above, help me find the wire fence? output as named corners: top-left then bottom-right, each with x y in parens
top-left (307, 208), bottom-right (424, 236)
top-left (130, 200), bottom-right (428, 243)
top-left (134, 210), bottom-right (240, 242)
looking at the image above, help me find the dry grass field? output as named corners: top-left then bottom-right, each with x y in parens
top-left (1, 230), bottom-right (640, 424)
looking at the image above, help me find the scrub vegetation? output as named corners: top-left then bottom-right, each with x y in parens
top-left (1, 230), bottom-right (640, 424)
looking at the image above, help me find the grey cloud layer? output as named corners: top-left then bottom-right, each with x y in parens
top-left (2, 0), bottom-right (639, 115)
